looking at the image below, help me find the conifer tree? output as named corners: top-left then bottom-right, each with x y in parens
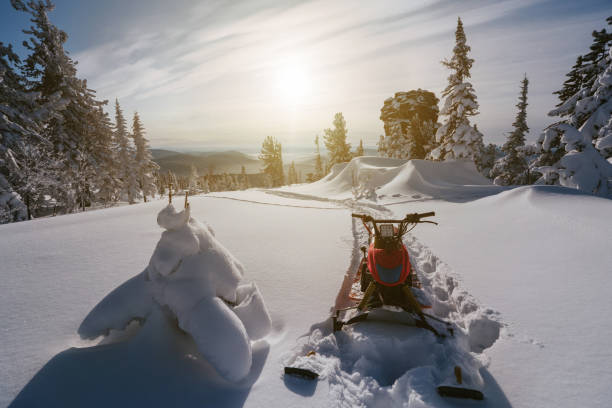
top-left (17, 0), bottom-right (112, 211)
top-left (314, 135), bottom-right (324, 180)
top-left (323, 112), bottom-right (352, 168)
top-left (131, 112), bottom-right (158, 201)
top-left (287, 161), bottom-right (298, 184)
top-left (491, 75), bottom-right (530, 185)
top-left (531, 17), bottom-right (612, 195)
top-left (354, 139), bottom-right (365, 157)
top-left (240, 165), bottom-right (248, 190)
top-left (259, 136), bottom-right (284, 187)
top-left (114, 100), bottom-right (139, 203)
top-left (188, 164), bottom-right (199, 194)
top-left (428, 17), bottom-right (484, 167)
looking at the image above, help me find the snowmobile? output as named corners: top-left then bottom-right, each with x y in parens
top-left (333, 212), bottom-right (440, 335)
top-left (285, 212), bottom-right (485, 400)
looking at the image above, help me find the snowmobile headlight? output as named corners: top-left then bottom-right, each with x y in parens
top-left (380, 224), bottom-right (394, 238)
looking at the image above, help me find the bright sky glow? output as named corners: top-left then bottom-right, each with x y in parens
top-left (1, 0), bottom-right (610, 150)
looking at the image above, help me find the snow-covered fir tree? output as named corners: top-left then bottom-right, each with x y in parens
top-left (323, 112), bottom-right (352, 168)
top-left (314, 135), bottom-right (324, 180)
top-left (114, 100), bottom-right (139, 203)
top-left (287, 161), bottom-right (298, 184)
top-left (17, 0), bottom-right (112, 212)
top-left (239, 165), bottom-right (248, 190)
top-left (188, 164), bottom-right (199, 194)
top-left (354, 139), bottom-right (365, 157)
top-left (428, 17), bottom-right (484, 168)
top-left (131, 112), bottom-right (158, 201)
top-left (491, 75), bottom-right (530, 185)
top-left (259, 136), bottom-right (284, 187)
top-left (531, 17), bottom-right (612, 195)
top-left (378, 90), bottom-right (439, 159)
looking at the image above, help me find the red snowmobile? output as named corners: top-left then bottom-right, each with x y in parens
top-left (332, 212), bottom-right (441, 335)
top-left (285, 211), bottom-right (484, 400)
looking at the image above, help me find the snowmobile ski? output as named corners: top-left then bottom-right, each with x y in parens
top-left (437, 385), bottom-right (484, 400)
top-left (284, 366), bottom-right (319, 380)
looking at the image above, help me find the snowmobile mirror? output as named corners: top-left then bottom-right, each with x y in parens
top-left (380, 224), bottom-right (394, 238)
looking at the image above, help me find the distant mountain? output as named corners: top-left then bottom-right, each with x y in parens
top-left (151, 148), bottom-right (380, 177)
top-left (151, 149), bottom-right (260, 176)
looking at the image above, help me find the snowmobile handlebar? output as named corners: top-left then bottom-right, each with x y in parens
top-left (351, 212), bottom-right (436, 224)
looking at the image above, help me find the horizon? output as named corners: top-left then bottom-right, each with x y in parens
top-left (1, 0), bottom-right (611, 150)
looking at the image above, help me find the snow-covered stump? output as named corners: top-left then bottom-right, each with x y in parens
top-left (78, 203), bottom-right (272, 382)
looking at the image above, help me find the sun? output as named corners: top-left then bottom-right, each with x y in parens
top-left (275, 59), bottom-right (311, 104)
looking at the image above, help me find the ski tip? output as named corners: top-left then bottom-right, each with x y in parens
top-left (284, 367), bottom-right (319, 380)
top-left (437, 385), bottom-right (484, 400)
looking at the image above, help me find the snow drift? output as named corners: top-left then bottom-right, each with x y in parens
top-left (281, 156), bottom-right (504, 202)
top-left (78, 203), bottom-right (272, 382)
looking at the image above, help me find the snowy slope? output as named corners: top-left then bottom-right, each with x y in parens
top-left (2, 156), bottom-right (611, 407)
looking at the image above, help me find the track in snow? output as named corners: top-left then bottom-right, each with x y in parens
top-left (269, 196), bottom-right (505, 407)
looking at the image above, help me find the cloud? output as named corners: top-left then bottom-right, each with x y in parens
top-left (71, 0), bottom-right (610, 147)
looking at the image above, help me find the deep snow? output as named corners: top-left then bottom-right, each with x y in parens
top-left (1, 156), bottom-right (611, 407)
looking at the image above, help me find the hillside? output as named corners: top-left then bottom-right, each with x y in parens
top-left (151, 149), bottom-right (260, 176)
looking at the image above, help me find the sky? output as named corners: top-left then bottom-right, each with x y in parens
top-left (1, 0), bottom-right (611, 151)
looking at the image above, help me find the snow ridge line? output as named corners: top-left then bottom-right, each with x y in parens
top-left (203, 194), bottom-right (345, 210)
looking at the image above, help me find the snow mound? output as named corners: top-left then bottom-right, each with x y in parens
top-left (78, 203), bottom-right (272, 382)
top-left (281, 156), bottom-right (504, 202)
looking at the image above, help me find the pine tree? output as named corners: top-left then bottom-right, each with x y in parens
top-left (531, 17), bottom-right (612, 195)
top-left (287, 161), bottom-right (298, 184)
top-left (131, 112), bottom-right (158, 201)
top-left (259, 136), bottom-right (284, 187)
top-left (240, 165), bottom-right (248, 190)
top-left (553, 56), bottom-right (584, 108)
top-left (323, 112), bottom-right (352, 168)
top-left (428, 17), bottom-right (484, 167)
top-left (114, 100), bottom-right (139, 203)
top-left (188, 164), bottom-right (199, 194)
top-left (491, 75), bottom-right (530, 185)
top-left (17, 0), bottom-right (111, 212)
top-left (314, 135), bottom-right (324, 180)
top-left (354, 139), bottom-right (365, 157)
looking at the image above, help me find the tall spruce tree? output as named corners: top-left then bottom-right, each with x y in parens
top-left (428, 17), bottom-right (484, 168)
top-left (354, 139), bottom-right (365, 157)
top-left (491, 75), bottom-right (530, 185)
top-left (259, 136), bottom-right (284, 187)
top-left (131, 112), bottom-right (158, 202)
top-left (16, 0), bottom-right (115, 212)
top-left (323, 112), bottom-right (352, 168)
top-left (532, 16), bottom-right (612, 195)
top-left (114, 100), bottom-right (139, 203)
top-left (314, 135), bottom-right (324, 180)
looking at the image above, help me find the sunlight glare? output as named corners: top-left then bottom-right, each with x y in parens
top-left (275, 58), bottom-right (311, 104)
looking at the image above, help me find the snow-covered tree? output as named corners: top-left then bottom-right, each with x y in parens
top-left (354, 139), bottom-right (365, 157)
top-left (323, 112), bottom-right (352, 168)
top-left (428, 17), bottom-right (484, 167)
top-left (287, 161), bottom-right (298, 184)
top-left (188, 164), bottom-right (199, 194)
top-left (378, 90), bottom-right (439, 159)
top-left (259, 136), bottom-right (284, 187)
top-left (531, 17), bottom-right (612, 195)
top-left (314, 135), bottom-right (324, 180)
top-left (131, 112), bottom-right (158, 201)
top-left (239, 165), bottom-right (248, 190)
top-left (17, 0), bottom-right (111, 211)
top-left (114, 100), bottom-right (139, 203)
top-left (491, 75), bottom-right (530, 185)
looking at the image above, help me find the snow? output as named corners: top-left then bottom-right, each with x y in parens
top-left (2, 156), bottom-right (611, 407)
